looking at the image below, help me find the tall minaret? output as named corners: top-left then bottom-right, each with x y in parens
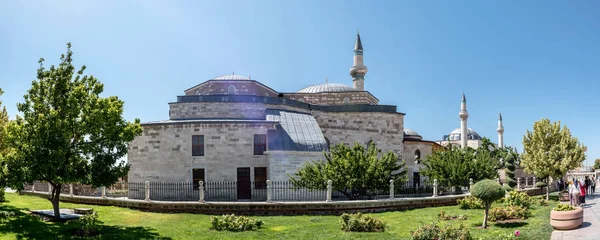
top-left (497, 113), bottom-right (504, 148)
top-left (350, 32), bottom-right (368, 91)
top-left (459, 93), bottom-right (469, 148)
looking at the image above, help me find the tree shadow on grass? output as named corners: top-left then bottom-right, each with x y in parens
top-left (493, 221), bottom-right (528, 228)
top-left (0, 204), bottom-right (172, 239)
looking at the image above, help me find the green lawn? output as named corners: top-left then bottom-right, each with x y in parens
top-left (0, 192), bottom-right (557, 239)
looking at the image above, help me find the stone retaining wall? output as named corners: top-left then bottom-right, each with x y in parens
top-left (19, 188), bottom-right (546, 215)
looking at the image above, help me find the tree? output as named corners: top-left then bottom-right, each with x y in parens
top-left (594, 159), bottom-right (600, 170)
top-left (0, 88), bottom-right (9, 201)
top-left (521, 118), bottom-right (586, 200)
top-left (421, 144), bottom-right (498, 191)
top-left (3, 43), bottom-right (142, 220)
top-left (471, 179), bottom-right (505, 228)
top-left (289, 141), bottom-right (407, 199)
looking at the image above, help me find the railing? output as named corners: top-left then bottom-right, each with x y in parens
top-left (23, 178), bottom-right (493, 202)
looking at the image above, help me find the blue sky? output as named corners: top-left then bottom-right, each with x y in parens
top-left (1, 1), bottom-right (599, 165)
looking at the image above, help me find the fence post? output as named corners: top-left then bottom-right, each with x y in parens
top-left (121, 181), bottom-right (125, 191)
top-left (533, 177), bottom-right (536, 187)
top-left (389, 180), bottom-right (394, 199)
top-left (145, 181), bottom-right (150, 201)
top-left (517, 178), bottom-right (521, 189)
top-left (32, 184), bottom-right (35, 192)
top-left (433, 179), bottom-right (438, 197)
top-left (199, 181), bottom-right (205, 203)
top-left (326, 180), bottom-right (333, 202)
top-left (48, 182), bottom-right (52, 193)
top-left (101, 186), bottom-right (106, 198)
top-left (69, 184), bottom-right (73, 197)
top-left (266, 180), bottom-right (272, 203)
top-left (469, 178), bottom-right (474, 190)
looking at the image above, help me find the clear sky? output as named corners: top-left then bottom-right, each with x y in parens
top-left (1, 1), bottom-right (599, 165)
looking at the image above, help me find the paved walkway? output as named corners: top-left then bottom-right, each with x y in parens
top-left (551, 192), bottom-right (600, 240)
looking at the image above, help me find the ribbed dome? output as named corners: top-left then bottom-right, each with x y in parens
top-left (298, 83), bottom-right (356, 93)
top-left (211, 74), bottom-right (251, 81)
top-left (448, 128), bottom-right (482, 141)
top-left (403, 129), bottom-right (422, 140)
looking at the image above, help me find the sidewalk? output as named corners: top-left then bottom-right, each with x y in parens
top-left (551, 192), bottom-right (600, 240)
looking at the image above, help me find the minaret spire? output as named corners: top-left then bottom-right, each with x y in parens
top-left (350, 31), bottom-right (368, 91)
top-left (497, 112), bottom-right (504, 148)
top-left (459, 93), bottom-right (469, 149)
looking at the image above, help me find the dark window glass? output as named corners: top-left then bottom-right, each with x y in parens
top-left (192, 168), bottom-right (205, 189)
top-left (192, 135), bottom-right (204, 156)
top-left (254, 134), bottom-right (267, 155)
top-left (254, 167), bottom-right (267, 189)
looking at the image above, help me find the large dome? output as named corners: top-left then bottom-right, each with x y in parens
top-left (448, 128), bottom-right (482, 141)
top-left (403, 128), bottom-right (423, 140)
top-left (211, 74), bottom-right (251, 81)
top-left (298, 83), bottom-right (356, 93)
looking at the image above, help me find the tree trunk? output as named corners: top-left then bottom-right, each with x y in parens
top-left (546, 186), bottom-right (550, 201)
top-left (50, 184), bottom-right (62, 220)
top-left (482, 204), bottom-right (489, 228)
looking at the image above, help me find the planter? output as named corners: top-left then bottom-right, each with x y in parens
top-left (550, 207), bottom-right (583, 230)
top-left (559, 192), bottom-right (570, 202)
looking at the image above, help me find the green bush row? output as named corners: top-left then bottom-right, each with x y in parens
top-left (489, 206), bottom-right (530, 222)
top-left (210, 214), bottom-right (263, 231)
top-left (410, 221), bottom-right (472, 240)
top-left (340, 213), bottom-right (386, 232)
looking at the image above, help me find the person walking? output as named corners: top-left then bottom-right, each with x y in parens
top-left (592, 177), bottom-right (596, 194)
top-left (585, 176), bottom-right (591, 196)
top-left (568, 181), bottom-right (576, 206)
top-left (579, 178), bottom-right (587, 206)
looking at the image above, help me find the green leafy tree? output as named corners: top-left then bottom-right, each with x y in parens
top-left (470, 179), bottom-right (505, 228)
top-left (421, 144), bottom-right (498, 191)
top-left (521, 118), bottom-right (586, 200)
top-left (289, 142), bottom-right (407, 199)
top-left (0, 88), bottom-right (9, 201)
top-left (3, 43), bottom-right (142, 220)
top-left (594, 159), bottom-right (600, 170)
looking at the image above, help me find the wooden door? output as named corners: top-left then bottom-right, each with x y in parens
top-left (237, 168), bottom-right (251, 200)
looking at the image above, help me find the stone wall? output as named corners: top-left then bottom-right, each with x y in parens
top-left (312, 111), bottom-right (404, 157)
top-left (20, 187), bottom-right (546, 215)
top-left (169, 102), bottom-right (311, 120)
top-left (284, 92), bottom-right (378, 105)
top-left (184, 81), bottom-right (278, 96)
top-left (267, 151), bottom-right (324, 181)
top-left (403, 141), bottom-right (434, 177)
top-left (128, 122), bottom-right (276, 183)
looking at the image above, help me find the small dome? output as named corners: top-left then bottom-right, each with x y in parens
top-left (298, 83), bottom-right (356, 93)
top-left (448, 128), bottom-right (482, 141)
top-left (403, 129), bottom-right (422, 140)
top-left (211, 74), bottom-right (251, 81)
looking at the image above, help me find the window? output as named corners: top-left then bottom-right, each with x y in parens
top-left (414, 149), bottom-right (421, 164)
top-left (192, 135), bottom-right (204, 156)
top-left (192, 168), bottom-right (205, 189)
top-left (413, 172), bottom-right (421, 188)
top-left (254, 167), bottom-right (267, 189)
top-left (228, 85), bottom-right (236, 94)
top-left (265, 92), bottom-right (270, 97)
top-left (343, 97), bottom-right (350, 104)
top-left (254, 134), bottom-right (267, 155)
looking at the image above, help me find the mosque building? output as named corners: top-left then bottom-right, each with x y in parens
top-left (127, 33), bottom-right (505, 199)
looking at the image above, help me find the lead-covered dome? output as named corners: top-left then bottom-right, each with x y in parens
top-left (298, 83), bottom-right (356, 93)
top-left (403, 129), bottom-right (423, 140)
top-left (211, 74), bottom-right (251, 81)
top-left (447, 128), bottom-right (482, 141)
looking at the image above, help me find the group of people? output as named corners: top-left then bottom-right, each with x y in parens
top-left (568, 176), bottom-right (597, 207)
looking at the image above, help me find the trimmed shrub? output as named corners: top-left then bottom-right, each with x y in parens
top-left (553, 204), bottom-right (575, 211)
top-left (340, 213), bottom-right (385, 232)
top-left (457, 196), bottom-right (484, 210)
top-left (410, 221), bottom-right (472, 240)
top-left (77, 212), bottom-right (101, 237)
top-left (210, 214), bottom-right (263, 231)
top-left (505, 190), bottom-right (531, 208)
top-left (489, 206), bottom-right (530, 222)
top-left (471, 179), bottom-right (506, 228)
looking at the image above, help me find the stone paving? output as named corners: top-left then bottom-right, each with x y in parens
top-left (551, 192), bottom-right (600, 240)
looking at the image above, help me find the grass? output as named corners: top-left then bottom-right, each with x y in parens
top-left (0, 192), bottom-right (558, 239)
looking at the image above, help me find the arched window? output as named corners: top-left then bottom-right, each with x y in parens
top-left (265, 92), bottom-right (270, 97)
top-left (195, 90), bottom-right (202, 95)
top-left (415, 149), bottom-right (421, 164)
top-left (343, 97), bottom-right (350, 104)
top-left (227, 85), bottom-right (236, 94)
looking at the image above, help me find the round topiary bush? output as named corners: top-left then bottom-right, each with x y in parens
top-left (471, 179), bottom-right (505, 228)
